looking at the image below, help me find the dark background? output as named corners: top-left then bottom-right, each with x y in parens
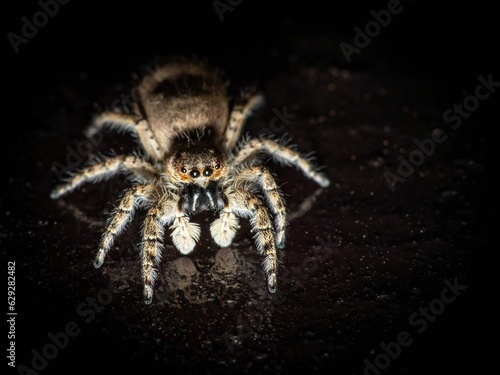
top-left (3, 1), bottom-right (496, 374)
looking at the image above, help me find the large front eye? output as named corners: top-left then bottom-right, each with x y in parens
top-left (203, 168), bottom-right (213, 177)
top-left (190, 170), bottom-right (200, 178)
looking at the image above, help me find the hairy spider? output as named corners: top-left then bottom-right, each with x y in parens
top-left (51, 57), bottom-right (330, 304)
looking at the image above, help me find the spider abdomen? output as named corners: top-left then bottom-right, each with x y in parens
top-left (135, 58), bottom-right (229, 157)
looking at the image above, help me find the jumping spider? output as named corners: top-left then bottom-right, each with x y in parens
top-left (51, 57), bottom-right (330, 304)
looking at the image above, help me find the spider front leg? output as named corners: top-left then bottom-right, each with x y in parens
top-left (140, 190), bottom-right (198, 304)
top-left (94, 184), bottom-right (156, 268)
top-left (228, 188), bottom-right (278, 293)
top-left (50, 155), bottom-right (157, 198)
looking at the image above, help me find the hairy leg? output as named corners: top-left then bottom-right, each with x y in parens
top-left (234, 166), bottom-right (287, 248)
top-left (94, 184), bottom-right (156, 268)
top-left (85, 112), bottom-right (163, 160)
top-left (140, 190), bottom-right (177, 304)
top-left (85, 112), bottom-right (142, 137)
top-left (232, 138), bottom-right (330, 188)
top-left (228, 188), bottom-right (278, 293)
top-left (50, 155), bottom-right (157, 198)
top-left (223, 91), bottom-right (264, 151)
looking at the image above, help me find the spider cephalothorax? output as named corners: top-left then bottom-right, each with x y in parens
top-left (51, 56), bottom-right (330, 303)
top-left (168, 131), bottom-right (227, 214)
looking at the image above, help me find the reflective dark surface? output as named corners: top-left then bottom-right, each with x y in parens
top-left (3, 1), bottom-right (495, 374)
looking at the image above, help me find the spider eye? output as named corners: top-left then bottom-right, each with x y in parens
top-left (203, 168), bottom-right (213, 177)
top-left (190, 170), bottom-right (200, 178)
top-left (214, 164), bottom-right (220, 170)
top-left (181, 167), bottom-right (187, 174)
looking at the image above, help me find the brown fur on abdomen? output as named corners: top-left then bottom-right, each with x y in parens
top-left (135, 58), bottom-right (229, 157)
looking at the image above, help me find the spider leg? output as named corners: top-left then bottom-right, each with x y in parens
top-left (84, 112), bottom-right (141, 137)
top-left (94, 184), bottom-right (156, 268)
top-left (234, 166), bottom-right (287, 248)
top-left (84, 111), bottom-right (163, 160)
top-left (140, 190), bottom-right (178, 304)
top-left (50, 155), bottom-right (157, 199)
top-left (140, 190), bottom-right (200, 304)
top-left (223, 91), bottom-right (264, 151)
top-left (233, 138), bottom-right (330, 188)
top-left (228, 188), bottom-right (278, 293)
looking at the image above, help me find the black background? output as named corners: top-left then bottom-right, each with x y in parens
top-left (3, 1), bottom-right (496, 374)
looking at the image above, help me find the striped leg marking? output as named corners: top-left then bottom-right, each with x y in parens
top-left (85, 112), bottom-right (162, 160)
top-left (223, 92), bottom-right (264, 151)
top-left (50, 155), bottom-right (157, 199)
top-left (235, 166), bottom-right (287, 248)
top-left (94, 184), bottom-right (155, 268)
top-left (228, 188), bottom-right (278, 293)
top-left (233, 138), bottom-right (330, 188)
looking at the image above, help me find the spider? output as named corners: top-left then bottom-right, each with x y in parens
top-left (51, 57), bottom-right (330, 304)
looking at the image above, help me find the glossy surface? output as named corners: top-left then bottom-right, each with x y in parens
top-left (3, 2), bottom-right (493, 374)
